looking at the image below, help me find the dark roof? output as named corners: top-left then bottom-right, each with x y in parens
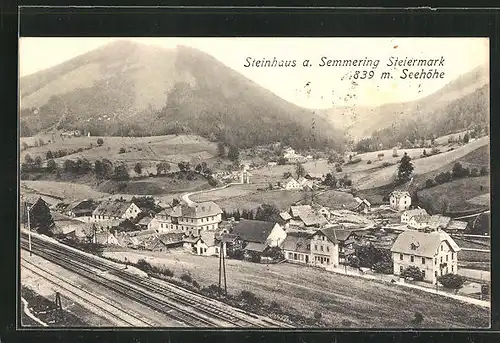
top-left (315, 226), bottom-right (340, 244)
top-left (66, 199), bottom-right (96, 213)
top-left (244, 242), bottom-right (269, 253)
top-left (281, 231), bottom-right (311, 253)
top-left (92, 200), bottom-right (138, 217)
top-left (138, 217), bottom-right (153, 225)
top-left (232, 220), bottom-right (277, 244)
top-left (333, 229), bottom-right (358, 242)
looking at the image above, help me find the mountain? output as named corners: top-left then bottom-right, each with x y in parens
top-left (20, 40), bottom-right (345, 150)
top-left (316, 64), bottom-right (489, 145)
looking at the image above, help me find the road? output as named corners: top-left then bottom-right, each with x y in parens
top-left (181, 181), bottom-right (243, 205)
top-left (20, 231), bottom-right (292, 328)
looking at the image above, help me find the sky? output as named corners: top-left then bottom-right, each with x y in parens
top-left (19, 37), bottom-right (489, 108)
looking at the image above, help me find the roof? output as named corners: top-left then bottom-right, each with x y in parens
top-left (403, 208), bottom-right (428, 218)
top-left (199, 231), bottom-right (217, 247)
top-left (244, 242), bottom-right (269, 253)
top-left (92, 200), bottom-right (137, 217)
top-left (390, 191), bottom-right (411, 199)
top-left (138, 216), bottom-right (153, 225)
top-left (306, 172), bottom-right (323, 179)
top-left (220, 233), bottom-right (239, 243)
top-left (390, 230), bottom-right (461, 257)
top-left (315, 227), bottom-right (339, 244)
top-left (446, 220), bottom-right (468, 231)
top-left (167, 202), bottom-right (222, 219)
top-left (284, 177), bottom-right (299, 184)
top-left (281, 231), bottom-right (311, 253)
top-left (232, 220), bottom-right (277, 244)
top-left (333, 229), bottom-right (358, 242)
top-left (427, 215), bottom-right (452, 229)
top-left (410, 214), bottom-right (431, 224)
top-left (279, 212), bottom-right (292, 221)
top-left (290, 205), bottom-right (328, 227)
top-left (66, 199), bottom-right (95, 213)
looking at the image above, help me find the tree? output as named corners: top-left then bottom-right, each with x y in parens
top-left (470, 168), bottom-right (479, 177)
top-left (396, 152), bottom-right (414, 185)
top-left (377, 153), bottom-right (384, 161)
top-left (254, 203), bottom-right (281, 222)
top-left (228, 145), bottom-right (240, 162)
top-left (295, 162), bottom-right (306, 179)
top-left (156, 162), bottom-right (171, 175)
top-left (277, 156), bottom-right (287, 165)
top-left (46, 150), bottom-right (54, 159)
top-left (33, 156), bottom-right (43, 169)
top-left (411, 312), bottom-right (424, 326)
top-left (29, 200), bottom-right (54, 236)
top-left (134, 162), bottom-right (143, 175)
top-left (425, 179), bottom-right (436, 188)
top-left (119, 147), bottom-right (126, 154)
top-left (463, 133), bottom-right (470, 143)
top-left (97, 138), bottom-right (104, 146)
top-left (437, 273), bottom-right (466, 291)
top-left (452, 162), bottom-right (469, 179)
top-left (63, 159), bottom-right (77, 173)
top-left (480, 166), bottom-right (488, 176)
top-left (112, 164), bottom-right (130, 181)
top-left (217, 142), bottom-right (225, 157)
top-left (178, 161), bottom-right (191, 173)
top-left (283, 171), bottom-right (292, 179)
top-left (101, 159), bottom-right (114, 179)
top-left (323, 173), bottom-right (337, 188)
top-left (355, 138), bottom-right (374, 153)
top-left (422, 149), bottom-right (427, 157)
top-left (24, 154), bottom-right (34, 165)
top-left (47, 159), bottom-right (57, 172)
top-left (401, 266), bottom-right (424, 281)
top-left (22, 142), bottom-right (29, 151)
top-left (76, 158), bottom-right (92, 174)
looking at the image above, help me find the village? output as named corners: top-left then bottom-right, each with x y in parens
top-left (21, 143), bottom-right (490, 306)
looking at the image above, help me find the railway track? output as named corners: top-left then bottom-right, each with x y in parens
top-left (20, 233), bottom-right (293, 328)
top-left (21, 257), bottom-right (153, 327)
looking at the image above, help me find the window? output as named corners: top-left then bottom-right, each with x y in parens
top-left (410, 256), bottom-right (414, 263)
top-left (400, 254), bottom-right (403, 260)
top-left (326, 258), bottom-right (330, 264)
top-left (400, 266), bottom-right (403, 273)
top-left (440, 256), bottom-right (443, 263)
top-left (294, 253), bottom-right (298, 260)
top-left (422, 258), bottom-right (425, 264)
top-left (326, 246), bottom-right (330, 252)
top-left (434, 271), bottom-right (438, 277)
top-left (452, 252), bottom-right (454, 260)
top-left (446, 255), bottom-right (448, 262)
top-left (441, 245), bottom-right (443, 251)
top-left (288, 252), bottom-right (293, 259)
top-left (315, 245), bottom-right (318, 251)
top-left (451, 265), bottom-right (454, 272)
top-left (307, 244), bottom-right (310, 250)
top-left (445, 267), bottom-right (448, 274)
top-left (320, 246), bottom-right (324, 251)
top-left (421, 270), bottom-right (426, 278)
top-left (434, 258), bottom-right (437, 265)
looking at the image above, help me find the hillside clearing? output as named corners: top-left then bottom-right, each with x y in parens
top-left (356, 136), bottom-right (489, 190)
top-left (417, 176), bottom-right (489, 214)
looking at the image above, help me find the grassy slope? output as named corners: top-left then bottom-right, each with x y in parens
top-left (416, 176), bottom-right (489, 213)
top-left (356, 136), bottom-right (489, 190)
top-left (104, 249), bottom-right (489, 328)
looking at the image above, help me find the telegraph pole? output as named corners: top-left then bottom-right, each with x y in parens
top-left (222, 243), bottom-right (227, 297)
top-left (218, 242), bottom-right (222, 297)
top-left (26, 201), bottom-right (32, 256)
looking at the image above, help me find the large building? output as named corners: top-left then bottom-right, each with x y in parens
top-left (91, 199), bottom-right (142, 221)
top-left (391, 229), bottom-right (461, 284)
top-left (151, 201), bottom-right (222, 235)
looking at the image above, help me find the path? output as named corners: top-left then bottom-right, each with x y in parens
top-left (181, 181), bottom-right (243, 205)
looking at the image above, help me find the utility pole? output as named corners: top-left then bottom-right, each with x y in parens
top-left (26, 201), bottom-right (32, 256)
top-left (222, 243), bottom-right (227, 297)
top-left (218, 242), bottom-right (222, 298)
top-left (55, 291), bottom-right (63, 322)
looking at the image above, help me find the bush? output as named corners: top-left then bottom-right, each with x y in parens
top-left (157, 266), bottom-right (174, 277)
top-left (425, 179), bottom-right (436, 188)
top-left (192, 280), bottom-right (200, 289)
top-left (97, 138), bottom-right (104, 146)
top-left (239, 290), bottom-right (260, 306)
top-left (480, 166), bottom-right (488, 176)
top-left (341, 319), bottom-right (352, 327)
top-left (313, 311), bottom-right (322, 320)
top-left (411, 312), bottom-right (424, 325)
top-left (437, 273), bottom-right (466, 290)
top-left (401, 266), bottom-right (424, 281)
top-left (201, 284), bottom-right (223, 297)
top-left (335, 166), bottom-right (343, 172)
top-left (136, 259), bottom-right (153, 273)
top-left (119, 147), bottom-right (126, 154)
top-left (372, 260), bottom-right (393, 274)
top-left (470, 168), bottom-right (479, 177)
top-left (180, 273), bottom-right (193, 284)
top-left (366, 160), bottom-right (372, 164)
top-left (269, 300), bottom-right (282, 313)
top-left (381, 162), bottom-right (392, 168)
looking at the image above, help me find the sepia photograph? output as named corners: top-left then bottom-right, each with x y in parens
top-left (18, 37), bottom-right (491, 329)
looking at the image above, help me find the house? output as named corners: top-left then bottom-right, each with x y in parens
top-left (298, 177), bottom-right (314, 189)
top-left (191, 231), bottom-right (225, 256)
top-left (240, 170), bottom-right (251, 184)
top-left (334, 229), bottom-right (359, 264)
top-left (427, 215), bottom-right (452, 231)
top-left (93, 231), bottom-right (120, 246)
top-left (317, 207), bottom-right (331, 220)
top-left (137, 216), bottom-right (153, 230)
top-left (283, 177), bottom-right (302, 190)
top-left (391, 229), bottom-right (461, 283)
top-left (401, 208), bottom-right (428, 224)
top-left (64, 199), bottom-right (97, 218)
top-left (352, 197), bottom-right (371, 214)
top-left (139, 233), bottom-right (185, 252)
top-left (389, 191), bottom-right (412, 211)
top-left (282, 231), bottom-right (313, 265)
top-left (445, 220), bottom-right (468, 233)
top-left (407, 214), bottom-right (431, 230)
top-left (289, 205), bottom-right (329, 228)
top-left (153, 201), bottom-right (223, 234)
top-left (309, 227), bottom-right (340, 268)
top-left (232, 220), bottom-right (287, 247)
top-left (267, 162), bottom-right (278, 167)
top-left (92, 199), bottom-right (142, 221)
